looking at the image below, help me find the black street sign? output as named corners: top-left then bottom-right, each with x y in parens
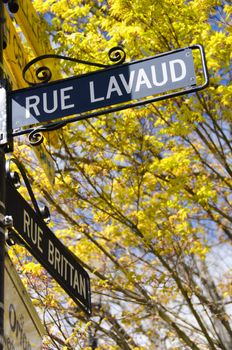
top-left (9, 46), bottom-right (208, 130)
top-left (5, 180), bottom-right (91, 315)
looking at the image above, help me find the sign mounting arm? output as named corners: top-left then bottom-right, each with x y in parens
top-left (6, 157), bottom-right (51, 222)
top-left (22, 46), bottom-right (126, 86)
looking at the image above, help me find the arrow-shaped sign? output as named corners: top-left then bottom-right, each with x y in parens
top-left (5, 180), bottom-right (91, 315)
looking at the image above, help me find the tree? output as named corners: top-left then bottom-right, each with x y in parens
top-left (9, 0), bottom-right (232, 349)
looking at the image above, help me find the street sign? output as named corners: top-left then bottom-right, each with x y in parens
top-left (10, 47), bottom-right (199, 129)
top-left (4, 8), bottom-right (35, 89)
top-left (15, 0), bottom-right (51, 59)
top-left (5, 180), bottom-right (91, 315)
top-left (14, 0), bottom-right (61, 82)
top-left (4, 254), bottom-right (44, 350)
top-left (2, 58), bottom-right (18, 90)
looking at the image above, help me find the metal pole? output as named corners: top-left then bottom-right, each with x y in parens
top-left (0, 153), bottom-right (5, 350)
top-left (0, 1), bottom-right (6, 349)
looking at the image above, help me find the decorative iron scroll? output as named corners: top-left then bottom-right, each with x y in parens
top-left (28, 121), bottom-right (67, 146)
top-left (23, 46), bottom-right (126, 86)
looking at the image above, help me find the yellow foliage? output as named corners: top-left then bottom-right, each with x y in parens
top-left (11, 0), bottom-right (232, 349)
top-left (22, 261), bottom-right (44, 275)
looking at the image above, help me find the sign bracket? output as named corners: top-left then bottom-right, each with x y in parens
top-left (6, 157), bottom-right (51, 221)
top-left (22, 46), bottom-right (126, 86)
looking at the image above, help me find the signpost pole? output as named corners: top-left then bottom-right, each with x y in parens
top-left (0, 1), bottom-right (6, 349)
top-left (0, 154), bottom-right (5, 350)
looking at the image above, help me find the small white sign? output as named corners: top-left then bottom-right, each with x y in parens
top-left (0, 87), bottom-right (7, 145)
